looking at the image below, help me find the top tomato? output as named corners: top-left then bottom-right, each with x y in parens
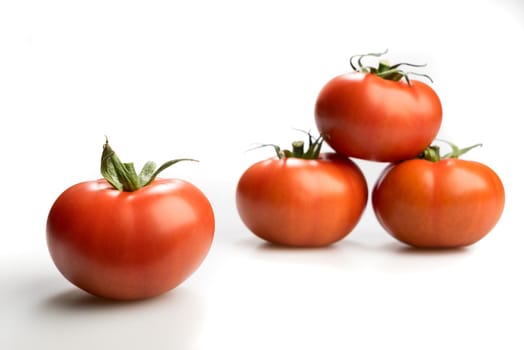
top-left (315, 51), bottom-right (442, 162)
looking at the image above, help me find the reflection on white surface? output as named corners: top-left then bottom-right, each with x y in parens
top-left (2, 260), bottom-right (204, 350)
top-left (1, 224), bottom-right (522, 350)
top-left (196, 236), bottom-right (522, 350)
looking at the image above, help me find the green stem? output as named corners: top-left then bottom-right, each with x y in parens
top-left (376, 61), bottom-right (404, 81)
top-left (350, 50), bottom-right (433, 85)
top-left (101, 138), bottom-right (196, 192)
top-left (419, 140), bottom-right (482, 162)
top-left (292, 141), bottom-right (305, 158)
top-left (249, 133), bottom-right (325, 160)
top-left (419, 145), bottom-right (441, 162)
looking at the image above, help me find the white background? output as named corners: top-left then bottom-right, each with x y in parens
top-left (1, 0), bottom-right (523, 349)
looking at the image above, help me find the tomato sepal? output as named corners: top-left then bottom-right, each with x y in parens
top-left (249, 132), bottom-right (324, 160)
top-left (418, 140), bottom-right (483, 162)
top-left (349, 49), bottom-right (433, 85)
top-left (101, 137), bottom-right (197, 192)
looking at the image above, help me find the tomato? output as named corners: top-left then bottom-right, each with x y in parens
top-left (315, 51), bottom-right (442, 162)
top-left (236, 136), bottom-right (368, 247)
top-left (372, 143), bottom-right (505, 248)
top-left (46, 140), bottom-right (214, 300)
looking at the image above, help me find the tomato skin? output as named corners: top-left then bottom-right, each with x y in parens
top-left (372, 159), bottom-right (505, 248)
top-left (46, 178), bottom-right (214, 300)
top-left (236, 153), bottom-right (368, 247)
top-left (315, 73), bottom-right (442, 162)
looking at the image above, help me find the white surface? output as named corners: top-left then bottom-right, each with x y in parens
top-left (1, 0), bottom-right (523, 349)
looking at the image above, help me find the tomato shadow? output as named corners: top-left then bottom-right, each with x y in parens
top-left (236, 234), bottom-right (372, 251)
top-left (255, 240), bottom-right (343, 252)
top-left (370, 240), bottom-right (475, 274)
top-left (234, 236), bottom-right (374, 269)
top-left (238, 236), bottom-right (369, 256)
top-left (37, 282), bottom-right (201, 315)
top-left (28, 284), bottom-right (205, 349)
top-left (41, 287), bottom-right (153, 312)
top-left (384, 241), bottom-right (472, 257)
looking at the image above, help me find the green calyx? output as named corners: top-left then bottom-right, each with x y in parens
top-left (253, 133), bottom-right (324, 160)
top-left (101, 137), bottom-right (196, 192)
top-left (418, 140), bottom-right (483, 162)
top-left (350, 49), bottom-right (433, 85)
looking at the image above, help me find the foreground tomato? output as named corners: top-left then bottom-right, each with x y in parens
top-left (47, 139), bottom-right (214, 300)
top-left (236, 135), bottom-right (368, 247)
top-left (315, 50), bottom-right (442, 162)
top-left (372, 142), bottom-right (505, 248)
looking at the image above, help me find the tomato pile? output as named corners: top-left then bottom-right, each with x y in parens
top-left (47, 50), bottom-right (506, 301)
top-left (237, 50), bottom-right (505, 249)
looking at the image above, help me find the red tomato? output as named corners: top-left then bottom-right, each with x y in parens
top-left (236, 153), bottom-right (368, 247)
top-left (372, 157), bottom-right (505, 248)
top-left (47, 179), bottom-right (214, 300)
top-left (315, 57), bottom-right (442, 162)
top-left (46, 140), bottom-right (214, 300)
